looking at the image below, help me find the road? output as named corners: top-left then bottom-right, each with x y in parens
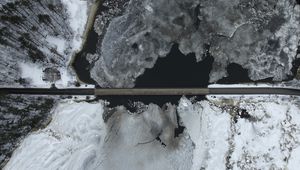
top-left (1, 87), bottom-right (300, 96)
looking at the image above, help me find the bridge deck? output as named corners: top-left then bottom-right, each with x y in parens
top-left (1, 87), bottom-right (300, 96)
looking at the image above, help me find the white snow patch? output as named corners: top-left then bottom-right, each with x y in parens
top-left (209, 83), bottom-right (276, 88)
top-left (4, 100), bottom-right (106, 170)
top-left (288, 146), bottom-right (300, 169)
top-left (19, 62), bottom-right (46, 87)
top-left (46, 36), bottom-right (67, 55)
top-left (209, 83), bottom-right (300, 90)
top-left (178, 97), bottom-right (230, 170)
top-left (55, 67), bottom-right (93, 88)
top-left (18, 62), bottom-right (94, 88)
top-left (99, 105), bottom-right (193, 170)
top-left (61, 0), bottom-right (88, 51)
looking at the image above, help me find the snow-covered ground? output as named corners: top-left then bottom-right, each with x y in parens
top-left (61, 0), bottom-right (88, 53)
top-left (178, 97), bottom-right (231, 170)
top-left (5, 92), bottom-right (300, 169)
top-left (18, 62), bottom-right (94, 88)
top-left (11, 0), bottom-right (90, 88)
top-left (4, 100), bottom-right (106, 170)
top-left (207, 94), bottom-right (300, 169)
top-left (0, 0), bottom-right (92, 87)
top-left (4, 100), bottom-right (194, 170)
top-left (18, 62), bottom-right (80, 88)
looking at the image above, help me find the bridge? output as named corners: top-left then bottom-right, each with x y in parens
top-left (1, 87), bottom-right (300, 96)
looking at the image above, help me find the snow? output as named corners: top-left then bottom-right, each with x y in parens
top-left (4, 100), bottom-right (194, 170)
top-left (208, 83), bottom-right (274, 88)
top-left (5, 95), bottom-right (300, 169)
top-left (45, 36), bottom-right (67, 55)
top-left (44, 0), bottom-right (89, 86)
top-left (61, 0), bottom-right (88, 51)
top-left (18, 62), bottom-right (45, 87)
top-left (3, 0), bottom-right (90, 88)
top-left (0, 0), bottom-right (91, 88)
top-left (55, 68), bottom-right (94, 88)
top-left (4, 100), bottom-right (106, 170)
top-left (18, 62), bottom-right (94, 88)
top-left (208, 83), bottom-right (300, 89)
top-left (207, 95), bottom-right (300, 169)
top-left (288, 146), bottom-right (300, 169)
top-left (178, 97), bottom-right (230, 170)
top-left (100, 104), bottom-right (193, 170)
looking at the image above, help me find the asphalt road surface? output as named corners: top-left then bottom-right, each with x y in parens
top-left (1, 87), bottom-right (300, 96)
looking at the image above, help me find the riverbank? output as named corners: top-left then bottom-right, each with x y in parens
top-left (69, 0), bottom-right (102, 85)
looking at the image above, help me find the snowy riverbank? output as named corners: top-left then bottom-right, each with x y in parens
top-left (5, 93), bottom-right (300, 169)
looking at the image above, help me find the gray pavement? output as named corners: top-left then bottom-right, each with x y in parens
top-left (1, 87), bottom-right (300, 96)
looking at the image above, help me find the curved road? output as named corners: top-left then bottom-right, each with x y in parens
top-left (1, 87), bottom-right (300, 96)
